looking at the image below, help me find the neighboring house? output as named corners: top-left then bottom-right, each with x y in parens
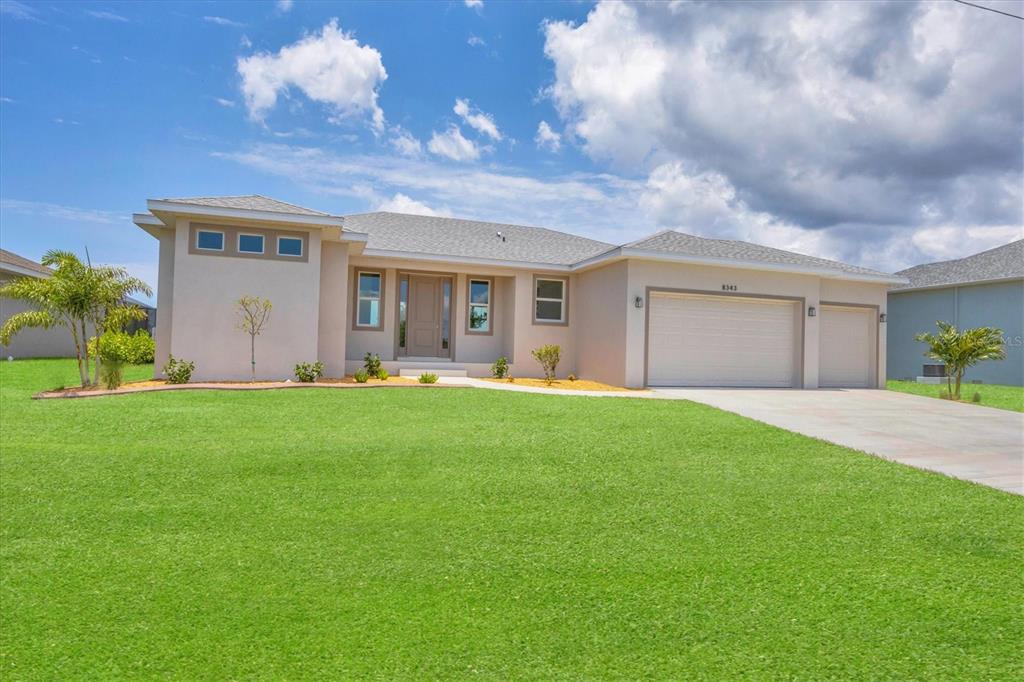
top-left (888, 239), bottom-right (1024, 386)
top-left (0, 248), bottom-right (156, 359)
top-left (134, 195), bottom-right (905, 388)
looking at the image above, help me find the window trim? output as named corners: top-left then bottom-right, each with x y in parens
top-left (276, 235), bottom-right (303, 258)
top-left (352, 269), bottom-right (385, 331)
top-left (532, 275), bottom-right (569, 326)
top-left (465, 276), bottom-right (494, 336)
top-left (195, 229), bottom-right (225, 252)
top-left (237, 232), bottom-right (265, 255)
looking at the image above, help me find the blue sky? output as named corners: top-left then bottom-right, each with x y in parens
top-left (2, 0), bottom-right (1022, 304)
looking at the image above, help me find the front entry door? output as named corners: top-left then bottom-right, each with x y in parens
top-left (407, 275), bottom-right (441, 356)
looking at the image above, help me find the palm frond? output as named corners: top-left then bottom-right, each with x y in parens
top-left (0, 309), bottom-right (57, 345)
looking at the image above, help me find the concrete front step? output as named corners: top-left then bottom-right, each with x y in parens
top-left (399, 368), bottom-right (469, 377)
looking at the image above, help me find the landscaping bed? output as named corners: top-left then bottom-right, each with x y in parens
top-left (481, 376), bottom-right (638, 392)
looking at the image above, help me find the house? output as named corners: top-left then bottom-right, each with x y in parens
top-left (0, 248), bottom-right (157, 359)
top-left (887, 239), bottom-right (1024, 386)
top-left (133, 195), bottom-right (905, 388)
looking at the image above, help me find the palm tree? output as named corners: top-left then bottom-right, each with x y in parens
top-left (914, 321), bottom-right (1006, 400)
top-left (0, 250), bottom-right (151, 387)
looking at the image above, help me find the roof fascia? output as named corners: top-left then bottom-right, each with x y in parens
top-left (889, 276), bottom-right (1024, 293)
top-left (146, 200), bottom-right (344, 228)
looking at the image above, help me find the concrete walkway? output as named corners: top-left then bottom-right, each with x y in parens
top-left (653, 388), bottom-right (1024, 495)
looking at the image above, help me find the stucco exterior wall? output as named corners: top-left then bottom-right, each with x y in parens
top-left (153, 230), bottom-right (175, 374)
top-left (317, 241), bottom-right (349, 377)
top-left (168, 218), bottom-right (323, 381)
top-left (0, 273), bottom-right (79, 358)
top-left (574, 260), bottom-right (629, 386)
top-left (887, 280), bottom-right (1024, 385)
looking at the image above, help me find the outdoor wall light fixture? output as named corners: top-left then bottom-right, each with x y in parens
top-left (634, 296), bottom-right (644, 309)
top-left (879, 313), bottom-right (887, 323)
top-left (807, 306), bottom-right (816, 317)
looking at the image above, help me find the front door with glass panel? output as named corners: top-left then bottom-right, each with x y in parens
top-left (401, 274), bottom-right (451, 357)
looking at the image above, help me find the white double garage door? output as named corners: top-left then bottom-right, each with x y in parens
top-left (647, 291), bottom-right (876, 388)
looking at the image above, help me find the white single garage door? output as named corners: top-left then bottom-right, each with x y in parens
top-left (819, 305), bottom-right (875, 388)
top-left (647, 292), bottom-right (799, 387)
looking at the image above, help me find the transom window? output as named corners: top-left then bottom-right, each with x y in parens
top-left (468, 278), bottom-right (491, 333)
top-left (356, 271), bottom-right (383, 328)
top-left (196, 230), bottom-right (224, 251)
top-left (238, 233), bottom-right (265, 254)
top-left (277, 236), bottom-right (303, 257)
top-left (534, 277), bottom-right (566, 323)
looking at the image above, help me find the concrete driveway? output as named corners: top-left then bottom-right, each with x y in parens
top-left (653, 388), bottom-right (1024, 495)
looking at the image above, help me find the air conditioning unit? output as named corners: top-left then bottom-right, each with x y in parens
top-left (922, 364), bottom-right (947, 377)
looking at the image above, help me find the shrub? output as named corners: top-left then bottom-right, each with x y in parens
top-left (353, 369), bottom-right (369, 383)
top-left (294, 361), bottom-right (324, 383)
top-left (88, 330), bottom-right (155, 365)
top-left (971, 391), bottom-right (982, 403)
top-left (491, 356), bottom-right (509, 379)
top-left (938, 390), bottom-right (951, 400)
top-left (363, 352), bottom-right (382, 378)
top-left (567, 373), bottom-right (577, 382)
top-left (531, 344), bottom-right (561, 385)
top-left (100, 361), bottom-right (123, 390)
top-left (163, 355), bottom-right (195, 384)
top-left (418, 372), bottom-right (439, 384)
top-left (506, 375), bottom-right (515, 383)
top-left (377, 369), bottom-right (390, 381)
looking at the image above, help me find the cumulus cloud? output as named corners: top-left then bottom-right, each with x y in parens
top-left (427, 125), bottom-right (481, 161)
top-left (467, 35), bottom-right (486, 47)
top-left (389, 127), bottom-right (423, 157)
top-left (544, 0), bottom-right (1023, 264)
top-left (464, 0), bottom-right (483, 9)
top-left (535, 121), bottom-right (561, 152)
top-left (377, 193), bottom-right (440, 216)
top-left (276, 0), bottom-right (294, 11)
top-left (237, 20), bottom-right (387, 130)
top-left (453, 98), bottom-right (501, 141)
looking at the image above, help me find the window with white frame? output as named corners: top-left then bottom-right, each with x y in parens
top-left (356, 271), bottom-right (383, 328)
top-left (277, 236), bottom-right (303, 257)
top-left (238, 233), bottom-right (265, 254)
top-left (468, 279), bottom-right (491, 333)
top-left (196, 230), bottom-right (224, 251)
top-left (534, 278), bottom-right (565, 323)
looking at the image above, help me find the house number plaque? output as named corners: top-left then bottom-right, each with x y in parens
top-left (721, 284), bottom-right (738, 291)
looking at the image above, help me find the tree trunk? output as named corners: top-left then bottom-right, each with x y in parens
top-left (250, 333), bottom-right (255, 383)
top-left (69, 321), bottom-right (87, 388)
top-left (80, 319), bottom-right (92, 385)
top-left (955, 371), bottom-right (963, 401)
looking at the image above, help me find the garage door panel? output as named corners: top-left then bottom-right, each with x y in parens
top-left (647, 293), bottom-right (799, 387)
top-left (819, 306), bottom-right (874, 388)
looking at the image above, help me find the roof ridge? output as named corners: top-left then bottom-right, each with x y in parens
top-left (346, 211), bottom-right (614, 247)
top-left (896, 238), bottom-right (1024, 274)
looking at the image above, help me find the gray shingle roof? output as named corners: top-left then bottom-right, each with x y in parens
top-left (159, 195), bottom-right (330, 216)
top-left (0, 249), bottom-right (51, 277)
top-left (624, 230), bottom-right (894, 278)
top-left (342, 212), bottom-right (614, 266)
top-left (893, 239), bottom-right (1024, 290)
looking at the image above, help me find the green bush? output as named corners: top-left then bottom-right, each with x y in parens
top-left (377, 369), bottom-right (390, 381)
top-left (294, 361), bottom-right (324, 383)
top-left (971, 391), bottom-right (982, 403)
top-left (531, 344), bottom-right (561, 385)
top-left (88, 330), bottom-right (155, 365)
top-left (418, 372), bottom-right (439, 384)
top-left (363, 352), bottom-right (382, 378)
top-left (100, 361), bottom-right (123, 390)
top-left (163, 355), bottom-right (195, 384)
top-left (353, 369), bottom-right (369, 383)
top-left (567, 373), bottom-right (577, 382)
top-left (491, 356), bottom-right (509, 378)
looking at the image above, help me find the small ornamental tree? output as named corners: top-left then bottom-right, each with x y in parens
top-left (531, 344), bottom-right (561, 385)
top-left (914, 321), bottom-right (1005, 400)
top-left (236, 296), bottom-right (272, 382)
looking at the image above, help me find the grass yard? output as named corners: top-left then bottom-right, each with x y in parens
top-left (2, 359), bottom-right (1022, 679)
top-left (888, 379), bottom-right (1024, 413)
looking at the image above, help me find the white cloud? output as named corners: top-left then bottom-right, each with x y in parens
top-left (464, 0), bottom-right (484, 9)
top-left (214, 97), bottom-right (236, 108)
top-left (467, 35), bottom-right (486, 47)
top-left (276, 0), bottom-right (294, 12)
top-left (427, 126), bottom-right (481, 162)
top-left (0, 199), bottom-right (123, 224)
top-left (535, 121), bottom-right (561, 152)
top-left (237, 19), bottom-right (387, 131)
top-left (389, 127), bottom-right (422, 157)
top-left (85, 10), bottom-right (129, 22)
top-left (0, 97), bottom-right (14, 104)
top-left (542, 0), bottom-right (1023, 271)
top-left (377, 193), bottom-right (440, 216)
top-left (52, 118), bottom-right (82, 125)
top-left (453, 98), bottom-right (501, 141)
top-left (240, 35), bottom-right (252, 49)
top-left (0, 1), bottom-right (42, 22)
top-left (204, 16), bottom-right (245, 28)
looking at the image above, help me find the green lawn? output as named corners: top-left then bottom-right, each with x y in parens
top-left (2, 359), bottom-right (1022, 679)
top-left (888, 379), bottom-right (1024, 413)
